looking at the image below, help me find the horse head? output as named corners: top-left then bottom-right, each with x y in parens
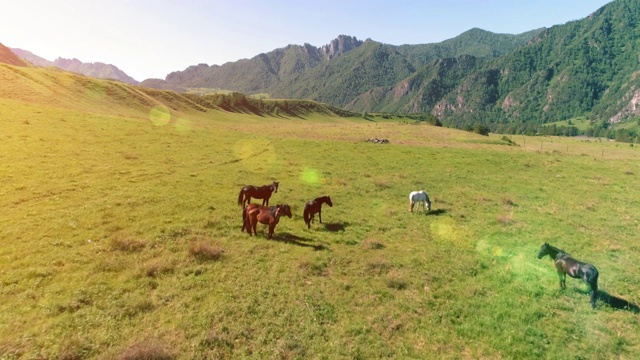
top-left (537, 242), bottom-right (550, 259)
top-left (279, 204), bottom-right (292, 218)
top-left (272, 181), bottom-right (279, 193)
top-left (325, 196), bottom-right (333, 207)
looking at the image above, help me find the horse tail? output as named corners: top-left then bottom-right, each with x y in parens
top-left (238, 188), bottom-right (245, 206)
top-left (241, 207), bottom-right (246, 232)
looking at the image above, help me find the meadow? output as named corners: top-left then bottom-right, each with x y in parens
top-left (1, 66), bottom-right (640, 359)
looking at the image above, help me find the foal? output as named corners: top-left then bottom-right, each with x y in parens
top-left (537, 242), bottom-right (599, 308)
top-left (303, 196), bottom-right (333, 229)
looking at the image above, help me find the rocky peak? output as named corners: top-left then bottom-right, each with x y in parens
top-left (321, 35), bottom-right (363, 60)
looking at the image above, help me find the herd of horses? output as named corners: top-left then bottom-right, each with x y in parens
top-left (236, 182), bottom-right (608, 309)
top-left (237, 181), bottom-right (333, 239)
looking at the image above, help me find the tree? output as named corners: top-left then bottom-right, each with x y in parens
top-left (474, 123), bottom-right (490, 136)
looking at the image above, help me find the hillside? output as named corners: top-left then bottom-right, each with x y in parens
top-left (392, 27), bottom-right (544, 69)
top-left (11, 48), bottom-right (140, 85)
top-left (432, 0), bottom-right (640, 131)
top-left (345, 55), bottom-right (483, 114)
top-left (0, 43), bottom-right (28, 67)
top-left (0, 62), bottom-right (354, 121)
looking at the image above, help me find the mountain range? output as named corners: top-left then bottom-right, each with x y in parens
top-left (5, 0), bottom-right (640, 136)
top-left (10, 48), bottom-right (139, 85)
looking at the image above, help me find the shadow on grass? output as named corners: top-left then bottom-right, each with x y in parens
top-left (598, 290), bottom-right (640, 312)
top-left (323, 222), bottom-right (349, 232)
top-left (271, 232), bottom-right (328, 251)
top-left (424, 209), bottom-right (447, 216)
top-left (572, 288), bottom-right (640, 312)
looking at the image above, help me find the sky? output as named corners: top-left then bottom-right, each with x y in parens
top-left (2, 0), bottom-right (613, 82)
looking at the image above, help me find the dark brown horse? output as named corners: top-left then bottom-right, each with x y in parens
top-left (303, 196), bottom-right (333, 229)
top-left (537, 242), bottom-right (599, 308)
top-left (237, 181), bottom-right (279, 207)
top-left (242, 203), bottom-right (292, 238)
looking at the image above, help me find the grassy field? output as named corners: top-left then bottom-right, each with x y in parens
top-left (1, 65), bottom-right (640, 359)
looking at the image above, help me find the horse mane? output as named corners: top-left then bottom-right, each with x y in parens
top-left (545, 243), bottom-right (570, 257)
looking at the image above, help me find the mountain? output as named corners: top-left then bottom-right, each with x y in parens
top-left (141, 35), bottom-right (364, 92)
top-left (345, 55), bottom-right (482, 114)
top-left (392, 28), bottom-right (544, 69)
top-left (11, 48), bottom-right (139, 85)
top-left (141, 0), bottom-right (640, 133)
top-left (430, 0), bottom-right (640, 130)
top-left (147, 32), bottom-right (537, 104)
top-left (0, 43), bottom-right (29, 67)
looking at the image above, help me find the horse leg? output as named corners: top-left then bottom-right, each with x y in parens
top-left (409, 200), bottom-right (413, 212)
top-left (268, 224), bottom-right (274, 239)
top-left (556, 269), bottom-right (566, 288)
top-left (586, 271), bottom-right (599, 308)
top-left (318, 209), bottom-right (322, 224)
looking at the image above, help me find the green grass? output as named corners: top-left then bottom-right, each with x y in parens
top-left (1, 66), bottom-right (640, 359)
top-left (545, 116), bottom-right (591, 131)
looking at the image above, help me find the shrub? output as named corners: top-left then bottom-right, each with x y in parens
top-left (366, 258), bottom-right (391, 275)
top-left (116, 340), bottom-right (175, 360)
top-left (189, 241), bottom-right (224, 261)
top-left (474, 124), bottom-right (490, 136)
top-left (362, 239), bottom-right (385, 250)
top-left (111, 237), bottom-right (146, 252)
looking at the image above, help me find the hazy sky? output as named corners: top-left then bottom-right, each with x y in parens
top-left (2, 0), bottom-right (613, 81)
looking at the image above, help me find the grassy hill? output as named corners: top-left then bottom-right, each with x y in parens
top-left (1, 64), bottom-right (640, 359)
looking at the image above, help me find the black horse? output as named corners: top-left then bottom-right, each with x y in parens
top-left (237, 181), bottom-right (279, 207)
top-left (537, 242), bottom-right (599, 308)
top-left (303, 196), bottom-right (333, 229)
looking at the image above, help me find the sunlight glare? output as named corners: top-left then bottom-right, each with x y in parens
top-left (149, 105), bottom-right (171, 127)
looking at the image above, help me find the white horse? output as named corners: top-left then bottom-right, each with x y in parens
top-left (409, 190), bottom-right (431, 212)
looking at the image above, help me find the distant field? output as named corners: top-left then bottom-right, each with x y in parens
top-left (1, 66), bottom-right (640, 359)
top-left (545, 116), bottom-right (591, 131)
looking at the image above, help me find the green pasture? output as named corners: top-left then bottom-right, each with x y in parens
top-left (1, 89), bottom-right (640, 359)
top-left (545, 117), bottom-right (591, 131)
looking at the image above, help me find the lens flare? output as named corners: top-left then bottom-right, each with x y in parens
top-left (233, 138), bottom-right (277, 173)
top-left (149, 106), bottom-right (171, 127)
top-left (300, 167), bottom-right (322, 186)
top-left (492, 246), bottom-right (503, 257)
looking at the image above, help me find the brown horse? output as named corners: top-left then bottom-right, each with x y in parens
top-left (537, 242), bottom-right (599, 308)
top-left (303, 196), bottom-right (333, 229)
top-left (242, 203), bottom-right (292, 238)
top-left (237, 181), bottom-right (279, 207)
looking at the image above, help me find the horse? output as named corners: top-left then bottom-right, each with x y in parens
top-left (303, 196), bottom-right (333, 229)
top-left (409, 190), bottom-right (431, 212)
top-left (242, 203), bottom-right (292, 239)
top-left (237, 181), bottom-right (279, 208)
top-left (537, 242), bottom-right (599, 308)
